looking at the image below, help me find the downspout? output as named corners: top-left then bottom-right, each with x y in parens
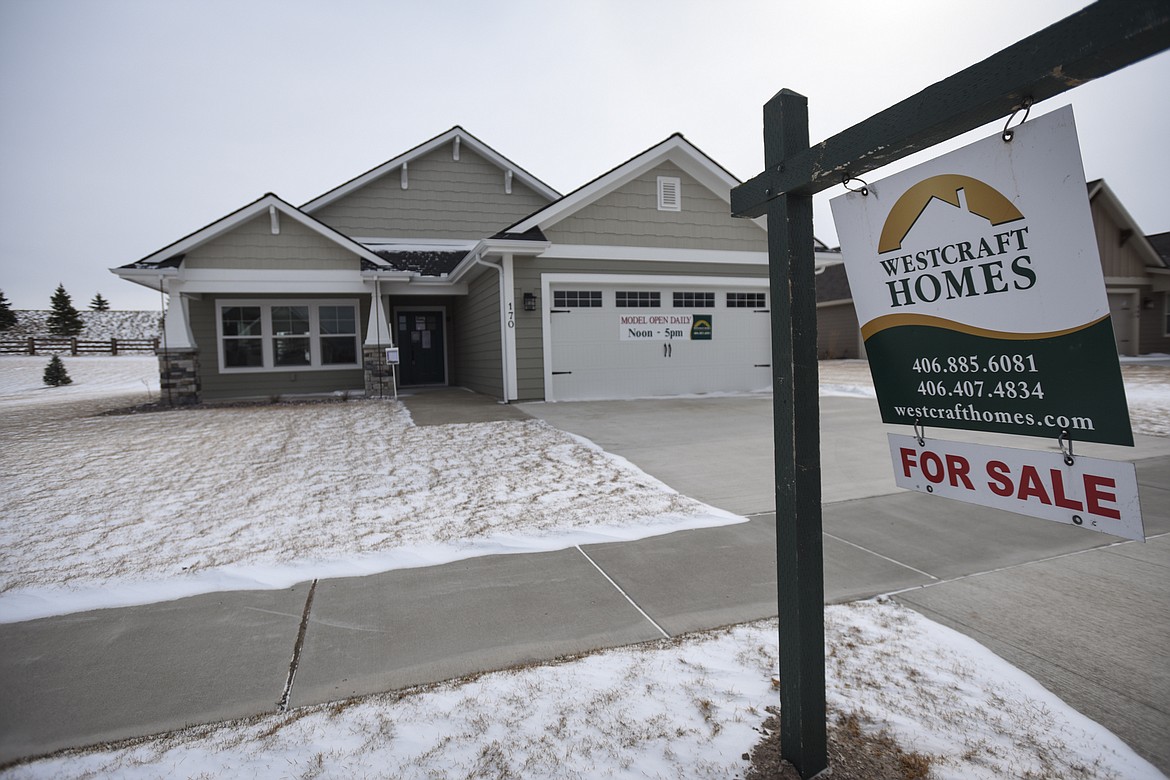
top-left (472, 252), bottom-right (511, 402)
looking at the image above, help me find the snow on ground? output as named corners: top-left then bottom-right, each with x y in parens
top-left (3, 601), bottom-right (1161, 780)
top-left (0, 356), bottom-right (739, 624)
top-left (1, 355), bottom-right (1167, 779)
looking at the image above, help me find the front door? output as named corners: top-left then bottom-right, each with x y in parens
top-left (397, 310), bottom-right (446, 385)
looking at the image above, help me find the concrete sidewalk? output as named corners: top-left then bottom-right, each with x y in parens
top-left (2, 391), bottom-right (1168, 772)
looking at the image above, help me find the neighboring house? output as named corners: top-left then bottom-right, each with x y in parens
top-left (113, 126), bottom-right (838, 404)
top-left (815, 179), bottom-right (1170, 359)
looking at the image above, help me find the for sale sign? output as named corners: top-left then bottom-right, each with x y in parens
top-left (889, 434), bottom-right (1144, 541)
top-left (831, 106), bottom-right (1132, 445)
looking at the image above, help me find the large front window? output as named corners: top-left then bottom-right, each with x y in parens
top-left (216, 300), bottom-right (360, 372)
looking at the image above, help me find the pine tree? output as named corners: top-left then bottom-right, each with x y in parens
top-left (0, 289), bottom-right (16, 331)
top-left (43, 355), bottom-right (73, 386)
top-left (90, 293), bottom-right (110, 311)
top-left (47, 284), bottom-right (84, 336)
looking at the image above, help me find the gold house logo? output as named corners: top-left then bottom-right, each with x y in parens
top-left (873, 173), bottom-right (1036, 313)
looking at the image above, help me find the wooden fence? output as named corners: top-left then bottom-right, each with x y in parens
top-left (0, 337), bottom-right (160, 355)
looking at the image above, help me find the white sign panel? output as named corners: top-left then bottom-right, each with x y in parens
top-left (831, 106), bottom-right (1132, 446)
top-left (618, 313), bottom-right (711, 341)
top-left (888, 434), bottom-right (1144, 541)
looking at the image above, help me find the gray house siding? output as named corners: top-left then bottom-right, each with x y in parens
top-left (1139, 289), bottom-right (1170, 354)
top-left (451, 270), bottom-right (504, 397)
top-left (545, 162), bottom-right (768, 252)
top-left (183, 214), bottom-right (361, 270)
top-left (310, 145), bottom-right (552, 239)
top-left (187, 294), bottom-right (369, 401)
top-left (816, 301), bottom-right (861, 359)
top-left (511, 257), bottom-right (768, 401)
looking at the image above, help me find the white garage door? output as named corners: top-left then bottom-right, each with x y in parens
top-left (546, 280), bottom-right (772, 401)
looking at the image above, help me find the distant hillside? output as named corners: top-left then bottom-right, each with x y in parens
top-left (4, 311), bottom-right (161, 340)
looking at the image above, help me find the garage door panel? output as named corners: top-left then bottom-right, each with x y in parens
top-left (548, 282), bottom-right (771, 401)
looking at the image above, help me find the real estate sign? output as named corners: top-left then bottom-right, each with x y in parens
top-left (889, 434), bottom-right (1144, 541)
top-left (831, 106), bottom-right (1133, 446)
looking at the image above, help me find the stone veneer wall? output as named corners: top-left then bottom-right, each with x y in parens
top-left (157, 349), bottom-right (201, 405)
top-left (363, 344), bottom-right (396, 399)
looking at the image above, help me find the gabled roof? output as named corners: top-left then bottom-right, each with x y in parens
top-left (1147, 231), bottom-right (1170, 265)
top-left (498, 133), bottom-right (763, 237)
top-left (118, 193), bottom-right (392, 271)
top-left (300, 126), bottom-right (561, 214)
top-left (1087, 180), bottom-right (1166, 269)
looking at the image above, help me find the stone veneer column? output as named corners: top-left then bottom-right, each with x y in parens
top-left (363, 344), bottom-right (396, 399)
top-left (156, 348), bottom-right (201, 405)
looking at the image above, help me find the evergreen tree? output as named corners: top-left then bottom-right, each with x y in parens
top-left (0, 289), bottom-right (16, 331)
top-left (43, 355), bottom-right (73, 386)
top-left (47, 284), bottom-right (84, 336)
top-left (90, 292), bottom-right (110, 311)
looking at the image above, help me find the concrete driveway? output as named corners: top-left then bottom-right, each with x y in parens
top-left (521, 394), bottom-right (1170, 772)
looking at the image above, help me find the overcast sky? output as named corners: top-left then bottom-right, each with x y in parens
top-left (2, 0), bottom-right (1167, 310)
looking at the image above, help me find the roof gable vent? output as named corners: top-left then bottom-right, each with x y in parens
top-left (657, 176), bottom-right (681, 211)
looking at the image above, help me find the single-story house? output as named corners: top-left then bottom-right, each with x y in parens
top-left (114, 126), bottom-right (839, 404)
top-left (815, 179), bottom-right (1170, 359)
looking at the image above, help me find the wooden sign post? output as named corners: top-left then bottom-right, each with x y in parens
top-left (732, 3), bottom-right (1169, 776)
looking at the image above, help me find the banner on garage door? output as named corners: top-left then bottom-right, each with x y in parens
top-left (888, 434), bottom-right (1144, 541)
top-left (830, 106), bottom-right (1132, 446)
top-left (619, 313), bottom-right (712, 341)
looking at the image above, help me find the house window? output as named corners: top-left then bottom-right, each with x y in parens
top-left (657, 176), bottom-right (681, 211)
top-left (216, 299), bottom-right (360, 372)
top-left (272, 306), bottom-right (311, 366)
top-left (616, 291), bottom-right (661, 308)
top-left (221, 306), bottom-right (264, 368)
top-left (553, 290), bottom-right (602, 308)
top-left (727, 292), bottom-right (767, 308)
top-left (319, 305), bottom-right (359, 364)
top-left (673, 291), bottom-right (715, 308)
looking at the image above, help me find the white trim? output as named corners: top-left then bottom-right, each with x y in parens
top-left (163, 292), bottom-right (197, 350)
top-left (364, 281), bottom-right (393, 346)
top-left (502, 255), bottom-right (519, 401)
top-left (534, 243), bottom-right (841, 268)
top-left (301, 127), bottom-right (560, 213)
top-left (356, 238), bottom-right (478, 252)
top-left (214, 298), bottom-right (362, 374)
top-left (539, 244), bottom-right (769, 265)
top-left (539, 272), bottom-right (768, 402)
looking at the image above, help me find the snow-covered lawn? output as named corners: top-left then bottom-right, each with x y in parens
top-left (0, 357), bottom-right (738, 624)
top-left (1, 355), bottom-right (1166, 779)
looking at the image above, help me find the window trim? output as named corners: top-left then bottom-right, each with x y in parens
top-left (214, 298), bottom-right (361, 374)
